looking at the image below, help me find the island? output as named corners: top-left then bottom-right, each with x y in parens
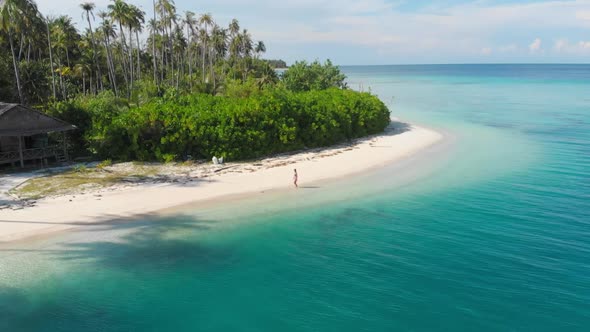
top-left (0, 0), bottom-right (441, 240)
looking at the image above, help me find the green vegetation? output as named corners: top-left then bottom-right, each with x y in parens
top-left (97, 159), bottom-right (113, 169)
top-left (1, 0), bottom-right (391, 163)
top-left (265, 59), bottom-right (288, 69)
top-left (282, 60), bottom-right (347, 92)
top-left (50, 87), bottom-right (390, 161)
top-left (0, 0), bottom-right (276, 104)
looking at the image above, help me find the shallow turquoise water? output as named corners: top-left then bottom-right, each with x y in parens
top-left (1, 64), bottom-right (589, 331)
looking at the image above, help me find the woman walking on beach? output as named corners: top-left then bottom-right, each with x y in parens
top-left (293, 169), bottom-right (298, 188)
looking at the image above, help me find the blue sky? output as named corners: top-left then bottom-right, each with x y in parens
top-left (38, 0), bottom-right (590, 65)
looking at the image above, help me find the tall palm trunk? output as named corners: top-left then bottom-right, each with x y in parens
top-left (56, 57), bottom-right (66, 99)
top-left (169, 22), bottom-right (174, 84)
top-left (103, 35), bottom-right (118, 96)
top-left (118, 22), bottom-right (130, 90)
top-left (152, 0), bottom-right (157, 85)
top-left (188, 46), bottom-right (193, 89)
top-left (8, 32), bottom-right (24, 104)
top-left (128, 26), bottom-right (134, 93)
top-left (209, 47), bottom-right (215, 91)
top-left (90, 71), bottom-right (95, 95)
top-left (186, 24), bottom-right (192, 89)
top-left (135, 29), bottom-right (141, 81)
top-left (201, 35), bottom-right (206, 82)
top-left (160, 46), bottom-right (164, 82)
top-left (86, 14), bottom-right (103, 91)
top-left (152, 32), bottom-right (157, 85)
top-left (46, 20), bottom-right (56, 99)
top-left (162, 25), bottom-right (168, 78)
top-left (18, 34), bottom-right (25, 61)
top-left (26, 42), bottom-right (31, 63)
top-left (176, 53), bottom-right (180, 89)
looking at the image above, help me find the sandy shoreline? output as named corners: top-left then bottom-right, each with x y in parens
top-left (0, 121), bottom-right (443, 242)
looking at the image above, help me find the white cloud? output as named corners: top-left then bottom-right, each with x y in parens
top-left (498, 44), bottom-right (519, 53)
top-left (33, 0), bottom-right (590, 63)
top-left (553, 39), bottom-right (590, 54)
top-left (529, 38), bottom-right (542, 53)
top-left (255, 0), bottom-right (590, 59)
top-left (576, 10), bottom-right (590, 21)
top-left (554, 39), bottom-right (569, 52)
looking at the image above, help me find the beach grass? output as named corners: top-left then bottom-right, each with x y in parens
top-left (10, 164), bottom-right (162, 200)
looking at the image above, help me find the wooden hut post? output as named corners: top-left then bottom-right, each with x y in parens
top-left (18, 136), bottom-right (24, 168)
top-left (62, 132), bottom-right (68, 161)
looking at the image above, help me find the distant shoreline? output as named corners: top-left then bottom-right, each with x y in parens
top-left (0, 120), bottom-right (444, 243)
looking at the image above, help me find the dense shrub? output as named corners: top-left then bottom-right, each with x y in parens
top-left (46, 92), bottom-right (129, 156)
top-left (86, 87), bottom-right (390, 161)
top-left (265, 59), bottom-right (288, 69)
top-left (281, 60), bottom-right (347, 92)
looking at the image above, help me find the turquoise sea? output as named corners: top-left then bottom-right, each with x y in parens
top-left (1, 64), bottom-right (589, 331)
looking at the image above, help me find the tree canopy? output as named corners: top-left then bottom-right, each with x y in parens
top-left (265, 59), bottom-right (287, 69)
top-left (50, 87), bottom-right (391, 162)
top-left (281, 60), bottom-right (347, 92)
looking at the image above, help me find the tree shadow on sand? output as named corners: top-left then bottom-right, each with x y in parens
top-left (1, 211), bottom-right (238, 273)
top-left (0, 213), bottom-right (245, 331)
top-left (65, 214), bottom-right (239, 271)
top-left (389, 120), bottom-right (412, 135)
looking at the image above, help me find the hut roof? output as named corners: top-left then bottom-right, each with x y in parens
top-left (0, 103), bottom-right (76, 136)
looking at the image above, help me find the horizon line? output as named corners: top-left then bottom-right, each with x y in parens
top-left (335, 62), bottom-right (590, 67)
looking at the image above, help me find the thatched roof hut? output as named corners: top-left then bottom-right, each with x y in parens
top-left (0, 103), bottom-right (75, 167)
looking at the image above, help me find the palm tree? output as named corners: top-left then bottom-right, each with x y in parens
top-left (50, 20), bottom-right (67, 99)
top-left (45, 15), bottom-right (81, 100)
top-left (199, 13), bottom-right (212, 82)
top-left (228, 18), bottom-right (240, 63)
top-left (124, 4), bottom-right (144, 88)
top-left (98, 12), bottom-right (118, 95)
top-left (80, 2), bottom-right (103, 91)
top-left (240, 29), bottom-right (253, 80)
top-left (210, 24), bottom-right (226, 90)
top-left (0, 0), bottom-right (33, 103)
top-left (45, 16), bottom-right (57, 99)
top-left (151, 0), bottom-right (157, 84)
top-left (171, 24), bottom-right (185, 88)
top-left (148, 18), bottom-right (159, 84)
top-left (155, 0), bottom-right (176, 82)
top-left (241, 29), bottom-right (253, 57)
top-left (131, 6), bottom-right (145, 81)
top-left (198, 28), bottom-right (208, 82)
top-left (108, 0), bottom-right (130, 91)
top-left (14, 1), bottom-right (44, 64)
top-left (51, 16), bottom-right (80, 69)
top-left (74, 62), bottom-right (91, 95)
top-left (229, 19), bottom-right (239, 38)
top-left (255, 41), bottom-right (266, 59)
top-left (183, 11), bottom-right (196, 86)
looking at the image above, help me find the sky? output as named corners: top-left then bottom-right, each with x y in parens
top-left (35, 0), bottom-right (590, 65)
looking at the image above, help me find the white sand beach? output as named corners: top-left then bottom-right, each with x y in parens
top-left (0, 122), bottom-right (443, 242)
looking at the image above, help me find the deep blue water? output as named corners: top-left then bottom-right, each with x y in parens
top-left (1, 64), bottom-right (589, 331)
top-left (345, 64), bottom-right (590, 81)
